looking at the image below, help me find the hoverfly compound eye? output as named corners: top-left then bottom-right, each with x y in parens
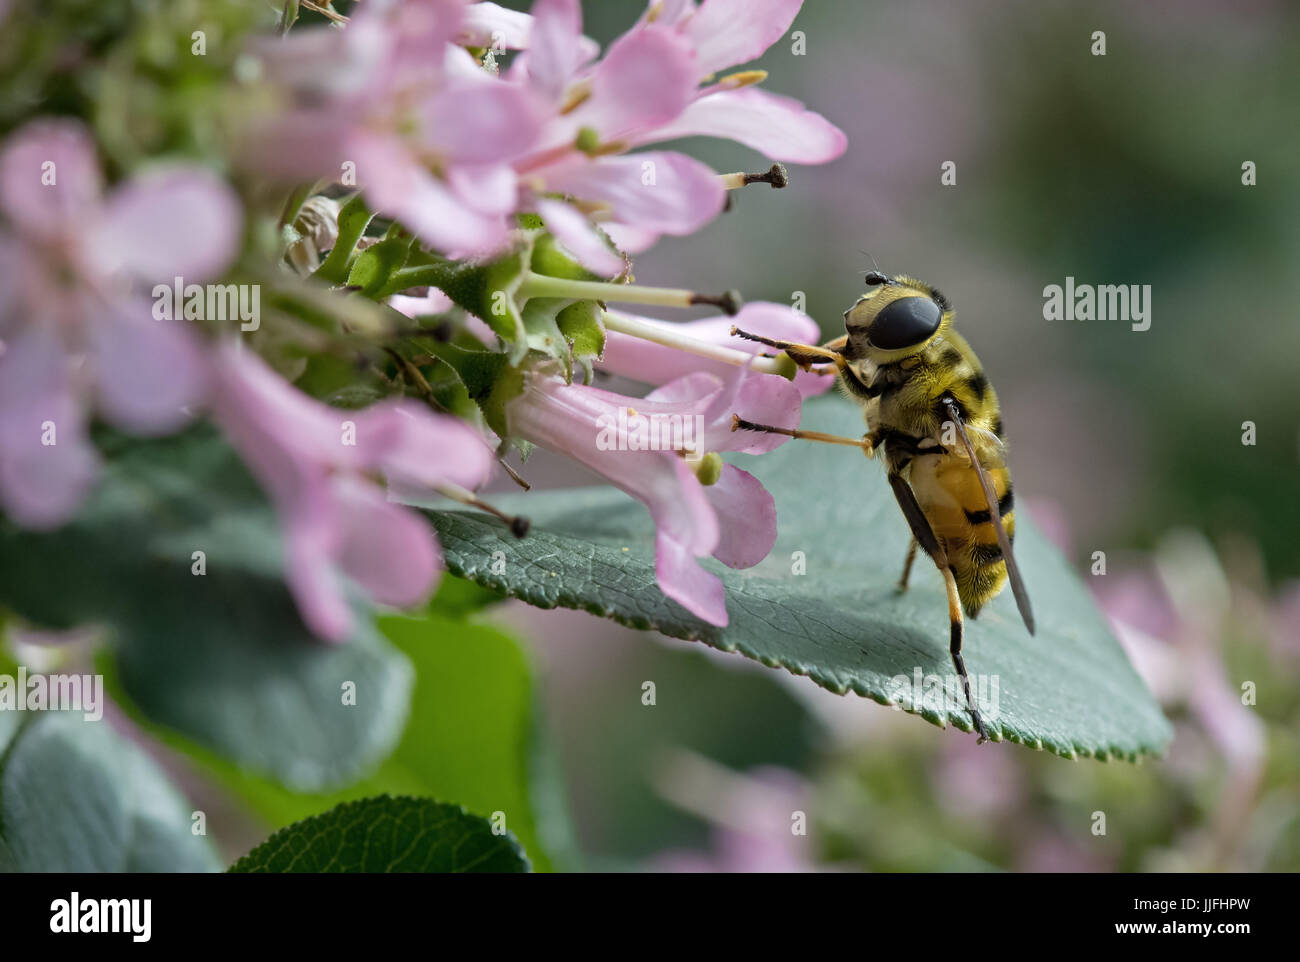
top-left (863, 270), bottom-right (890, 287)
top-left (866, 296), bottom-right (943, 349)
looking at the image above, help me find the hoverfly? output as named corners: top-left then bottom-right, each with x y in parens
top-left (730, 271), bottom-right (1034, 742)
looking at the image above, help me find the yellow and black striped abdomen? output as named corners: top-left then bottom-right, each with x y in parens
top-left (909, 453), bottom-right (1014, 617)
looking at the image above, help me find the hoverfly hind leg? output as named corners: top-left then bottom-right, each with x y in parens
top-left (942, 565), bottom-right (991, 743)
top-left (896, 538), bottom-right (918, 593)
top-left (887, 474), bottom-right (992, 743)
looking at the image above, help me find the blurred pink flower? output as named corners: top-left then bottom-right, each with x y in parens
top-left (600, 301), bottom-right (835, 399)
top-left (246, 0), bottom-right (544, 256)
top-left (212, 345), bottom-right (494, 641)
top-left (249, 0), bottom-right (844, 276)
top-left (507, 369), bottom-right (800, 624)
top-left (649, 761), bottom-right (815, 873)
top-left (0, 119), bottom-right (239, 529)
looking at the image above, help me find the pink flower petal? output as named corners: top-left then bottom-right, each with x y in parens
top-left (703, 369), bottom-right (802, 454)
top-left (637, 87), bottom-right (847, 164)
top-left (457, 0), bottom-right (533, 49)
top-left (0, 119), bottom-right (101, 240)
top-left (538, 150), bottom-right (725, 235)
top-left (350, 131), bottom-right (509, 255)
top-left (0, 328), bottom-right (98, 528)
top-left (656, 532), bottom-right (729, 625)
top-left (507, 375), bottom-right (737, 623)
top-left (600, 222), bottom-right (660, 255)
top-left (655, 461), bottom-right (729, 625)
top-left (282, 481), bottom-right (353, 642)
top-left (521, 0), bottom-right (583, 99)
top-left (88, 167), bottom-right (242, 284)
top-left (358, 400), bottom-right (495, 492)
top-left (536, 197), bottom-right (625, 277)
top-left (705, 464), bottom-right (776, 568)
top-left (389, 288), bottom-right (455, 318)
top-left (446, 163), bottom-right (520, 215)
top-left (570, 25), bottom-right (698, 139)
top-left (684, 0), bottom-right (803, 75)
top-left (333, 476), bottom-right (441, 609)
top-left (424, 78), bottom-right (544, 165)
top-left (213, 346), bottom-right (365, 501)
top-left (89, 298), bottom-right (208, 435)
top-left (238, 108), bottom-right (353, 184)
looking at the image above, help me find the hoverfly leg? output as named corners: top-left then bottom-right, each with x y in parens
top-left (896, 538), bottom-right (918, 593)
top-left (887, 475), bottom-right (991, 742)
top-left (942, 566), bottom-right (991, 744)
top-left (729, 327), bottom-right (847, 369)
top-left (730, 416), bottom-right (874, 454)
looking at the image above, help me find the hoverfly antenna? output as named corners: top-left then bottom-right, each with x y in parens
top-left (858, 251), bottom-right (889, 287)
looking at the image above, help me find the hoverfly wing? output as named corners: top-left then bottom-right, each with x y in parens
top-left (942, 398), bottom-right (1036, 635)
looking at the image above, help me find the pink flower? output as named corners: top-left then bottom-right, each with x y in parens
top-left (507, 368), bottom-right (800, 625)
top-left (0, 119), bottom-right (239, 528)
top-left (600, 301), bottom-right (835, 398)
top-left (245, 0), bottom-right (545, 257)
top-left (513, 0), bottom-right (845, 273)
top-left (212, 345), bottom-right (494, 641)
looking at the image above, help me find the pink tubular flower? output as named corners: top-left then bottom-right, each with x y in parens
top-left (245, 0), bottom-right (544, 257)
top-left (600, 302), bottom-right (836, 399)
top-left (512, 0), bottom-right (846, 273)
top-left (0, 119), bottom-right (239, 529)
top-left (212, 345), bottom-right (494, 641)
top-left (507, 368), bottom-right (800, 625)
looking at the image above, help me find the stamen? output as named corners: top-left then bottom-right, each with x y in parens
top-left (688, 290), bottom-right (743, 315)
top-left (560, 82), bottom-right (592, 115)
top-left (719, 164), bottom-right (789, 191)
top-left (717, 69), bottom-right (768, 91)
top-left (438, 483), bottom-right (530, 538)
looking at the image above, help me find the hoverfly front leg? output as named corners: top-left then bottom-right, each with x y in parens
top-left (729, 327), bottom-right (848, 371)
top-left (886, 475), bottom-right (992, 743)
top-left (730, 416), bottom-right (875, 457)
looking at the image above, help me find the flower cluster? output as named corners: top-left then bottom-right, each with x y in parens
top-left (0, 0), bottom-right (846, 638)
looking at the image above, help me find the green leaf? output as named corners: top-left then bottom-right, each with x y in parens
top-left (422, 396), bottom-right (1173, 761)
top-left (522, 297), bottom-right (575, 377)
top-left (0, 712), bottom-right (220, 872)
top-left (181, 608), bottom-right (575, 871)
top-left (346, 236), bottom-right (413, 297)
top-left (0, 427), bottom-right (413, 791)
top-left (557, 299), bottom-right (606, 383)
top-left (228, 796), bottom-right (529, 872)
top-left (314, 194), bottom-right (373, 284)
